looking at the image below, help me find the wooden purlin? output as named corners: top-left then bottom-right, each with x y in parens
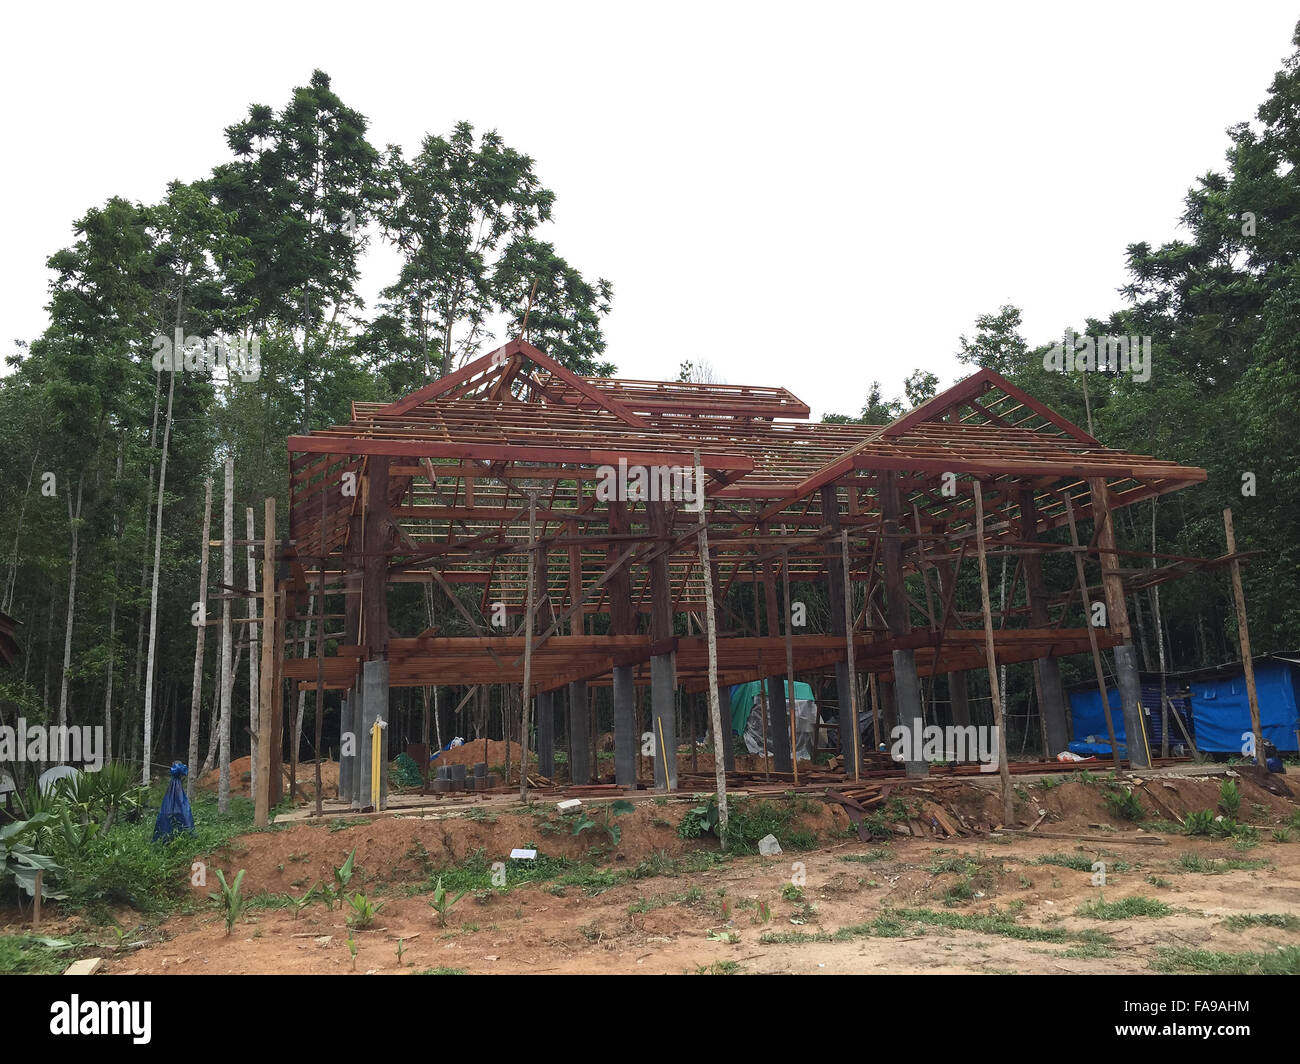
top-left (287, 627), bottom-right (1124, 694)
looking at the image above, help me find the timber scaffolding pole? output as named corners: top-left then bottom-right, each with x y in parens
top-left (275, 355), bottom-right (1219, 799)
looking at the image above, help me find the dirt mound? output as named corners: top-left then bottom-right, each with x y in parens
top-left (195, 755), bottom-right (340, 805)
top-left (430, 739), bottom-right (526, 770)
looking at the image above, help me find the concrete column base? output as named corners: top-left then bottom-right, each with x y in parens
top-left (613, 665), bottom-right (636, 786)
top-left (650, 654), bottom-right (676, 790)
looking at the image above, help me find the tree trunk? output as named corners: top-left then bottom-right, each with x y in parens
top-left (188, 479), bottom-right (213, 799)
top-left (246, 506), bottom-right (260, 801)
top-left (57, 472), bottom-right (87, 743)
top-left (2, 449), bottom-right (39, 614)
top-left (141, 363), bottom-right (177, 785)
top-left (104, 443), bottom-right (123, 764)
top-left (218, 457), bottom-right (234, 812)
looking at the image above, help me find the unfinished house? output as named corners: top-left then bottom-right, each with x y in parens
top-left (274, 340), bottom-right (1212, 809)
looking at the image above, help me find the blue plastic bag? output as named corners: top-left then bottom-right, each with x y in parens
top-left (153, 762), bottom-right (195, 842)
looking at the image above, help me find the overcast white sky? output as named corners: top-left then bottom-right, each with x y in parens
top-left (3, 2), bottom-right (1296, 419)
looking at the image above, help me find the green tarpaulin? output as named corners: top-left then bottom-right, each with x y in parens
top-left (729, 680), bottom-right (814, 736)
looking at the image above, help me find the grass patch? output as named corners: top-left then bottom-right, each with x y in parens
top-left (759, 906), bottom-right (1084, 946)
top-left (1222, 913), bottom-right (1300, 932)
top-left (1154, 946), bottom-right (1300, 975)
top-left (0, 935), bottom-right (77, 974)
top-left (1075, 895), bottom-right (1171, 920)
top-left (838, 848), bottom-right (891, 864)
top-left (692, 960), bottom-right (741, 975)
top-left (414, 966), bottom-right (467, 975)
top-left (1173, 853), bottom-right (1270, 874)
top-left (58, 789), bottom-right (261, 920)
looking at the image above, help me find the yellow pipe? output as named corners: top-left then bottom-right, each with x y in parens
top-left (657, 718), bottom-right (671, 791)
top-left (371, 718), bottom-right (384, 810)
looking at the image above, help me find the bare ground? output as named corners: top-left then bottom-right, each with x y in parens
top-left (14, 769), bottom-right (1300, 975)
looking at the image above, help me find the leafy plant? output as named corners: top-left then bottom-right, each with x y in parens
top-left (429, 875), bottom-right (467, 927)
top-left (678, 795), bottom-right (720, 839)
top-left (0, 814), bottom-right (64, 900)
top-left (347, 932), bottom-right (358, 971)
top-left (209, 869), bottom-right (247, 936)
top-left (1218, 779), bottom-right (1241, 818)
top-left (572, 800), bottom-right (635, 846)
top-left (1102, 788), bottom-right (1143, 822)
top-left (345, 892), bottom-right (384, 929)
top-left (1183, 809), bottom-right (1215, 836)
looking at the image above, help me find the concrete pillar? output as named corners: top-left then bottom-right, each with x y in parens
top-left (709, 558), bottom-right (736, 772)
top-left (348, 685), bottom-right (364, 808)
top-left (766, 677), bottom-right (793, 773)
top-left (948, 671), bottom-right (972, 727)
top-left (536, 689), bottom-right (555, 779)
top-left (613, 665), bottom-right (636, 786)
top-left (1114, 644), bottom-right (1146, 764)
top-left (647, 501), bottom-right (676, 790)
top-left (893, 650), bottom-right (927, 778)
top-left (338, 690), bottom-right (354, 801)
top-left (357, 659), bottom-right (389, 811)
top-left (1020, 487), bottom-right (1070, 754)
top-left (879, 471), bottom-right (926, 777)
top-left (650, 656), bottom-right (676, 790)
top-left (568, 680), bottom-right (590, 784)
top-left (760, 539), bottom-right (793, 773)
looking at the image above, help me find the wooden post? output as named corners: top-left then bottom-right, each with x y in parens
top-left (218, 457), bottom-right (233, 813)
top-left (186, 478), bottom-right (212, 801)
top-left (255, 496), bottom-right (276, 828)
top-left (1089, 477), bottom-right (1150, 767)
top-left (694, 451), bottom-right (729, 849)
top-left (314, 485), bottom-right (326, 815)
top-left (782, 547), bottom-right (798, 784)
top-left (245, 507), bottom-right (260, 805)
top-left (1063, 493), bottom-right (1122, 770)
top-left (840, 530), bottom-right (861, 780)
top-left (32, 871), bottom-right (42, 931)
top-left (1223, 509), bottom-right (1264, 765)
top-left (973, 482), bottom-right (1014, 825)
top-left (519, 493), bottom-right (537, 801)
top-left (273, 587), bottom-right (286, 806)
top-left (757, 676), bottom-right (771, 781)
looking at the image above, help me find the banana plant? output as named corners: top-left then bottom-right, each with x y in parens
top-left (0, 814), bottom-right (66, 900)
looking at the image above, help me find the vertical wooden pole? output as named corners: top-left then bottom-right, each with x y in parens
top-left (757, 677), bottom-right (771, 780)
top-left (973, 483), bottom-right (1014, 825)
top-left (782, 547), bottom-right (798, 784)
top-left (1089, 477), bottom-right (1150, 767)
top-left (218, 457), bottom-right (233, 813)
top-left (519, 493), bottom-right (537, 801)
top-left (314, 485), bottom-right (326, 815)
top-left (840, 530), bottom-right (861, 781)
top-left (1063, 493), bottom-right (1122, 770)
top-left (245, 507), bottom-right (260, 804)
top-left (187, 478), bottom-right (212, 801)
top-left (255, 496), bottom-right (276, 828)
top-left (32, 871), bottom-right (42, 931)
top-left (1223, 509), bottom-right (1264, 765)
top-left (694, 451), bottom-right (729, 849)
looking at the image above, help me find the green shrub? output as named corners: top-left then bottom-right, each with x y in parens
top-left (1218, 779), bottom-right (1241, 818)
top-left (1102, 788), bottom-right (1143, 822)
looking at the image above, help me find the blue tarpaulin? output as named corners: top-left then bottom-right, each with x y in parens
top-left (1190, 661), bottom-right (1300, 754)
top-left (153, 762), bottom-right (194, 842)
